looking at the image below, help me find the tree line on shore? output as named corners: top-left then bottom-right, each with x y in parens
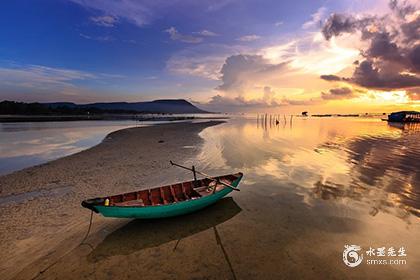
top-left (0, 101), bottom-right (139, 115)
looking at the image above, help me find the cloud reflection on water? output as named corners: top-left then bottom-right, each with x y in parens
top-left (197, 117), bottom-right (420, 221)
top-left (0, 121), bottom-right (138, 175)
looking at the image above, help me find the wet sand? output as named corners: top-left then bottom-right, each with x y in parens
top-left (0, 121), bottom-right (222, 280)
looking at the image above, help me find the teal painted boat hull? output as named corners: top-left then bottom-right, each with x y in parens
top-left (91, 173), bottom-right (243, 219)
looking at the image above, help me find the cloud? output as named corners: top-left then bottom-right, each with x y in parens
top-left (0, 64), bottom-right (95, 87)
top-left (90, 15), bottom-right (117, 27)
top-left (80, 33), bottom-right (114, 42)
top-left (164, 27), bottom-right (203, 43)
top-left (207, 0), bottom-right (235, 12)
top-left (0, 63), bottom-right (121, 102)
top-left (205, 32), bottom-right (360, 110)
top-left (69, 0), bottom-right (157, 26)
top-left (352, 60), bottom-right (420, 89)
top-left (70, 0), bottom-right (237, 26)
top-left (217, 54), bottom-right (288, 92)
top-left (193, 30), bottom-right (218, 36)
top-left (198, 89), bottom-right (321, 112)
top-left (200, 93), bottom-right (277, 110)
top-left (320, 74), bottom-right (342, 81)
top-left (406, 87), bottom-right (420, 100)
top-left (275, 21), bottom-right (283, 27)
top-left (302, 7), bottom-right (327, 29)
top-left (320, 0), bottom-right (420, 99)
top-left (237, 35), bottom-right (261, 42)
top-left (321, 14), bottom-right (367, 40)
top-left (321, 87), bottom-right (356, 100)
top-left (166, 44), bottom-right (245, 80)
top-left (206, 94), bottom-right (277, 108)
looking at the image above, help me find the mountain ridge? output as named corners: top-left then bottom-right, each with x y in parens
top-left (44, 99), bottom-right (209, 114)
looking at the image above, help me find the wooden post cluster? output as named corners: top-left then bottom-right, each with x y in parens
top-left (257, 113), bottom-right (295, 127)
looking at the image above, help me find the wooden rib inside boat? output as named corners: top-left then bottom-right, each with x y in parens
top-left (81, 172), bottom-right (243, 219)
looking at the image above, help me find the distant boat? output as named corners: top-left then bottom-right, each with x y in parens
top-left (386, 111), bottom-right (420, 123)
top-left (82, 167), bottom-right (243, 219)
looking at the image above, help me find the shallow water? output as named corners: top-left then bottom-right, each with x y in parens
top-left (0, 120), bottom-right (140, 175)
top-left (14, 117), bottom-right (420, 279)
top-left (0, 117), bottom-right (227, 176)
top-left (196, 117), bottom-right (420, 219)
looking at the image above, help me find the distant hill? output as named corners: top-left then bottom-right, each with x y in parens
top-left (45, 99), bottom-right (209, 114)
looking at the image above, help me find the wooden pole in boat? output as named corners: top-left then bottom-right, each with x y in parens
top-left (170, 161), bottom-right (240, 191)
top-left (192, 165), bottom-right (198, 187)
top-left (192, 165), bottom-right (197, 181)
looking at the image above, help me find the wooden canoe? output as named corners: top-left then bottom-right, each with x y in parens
top-left (81, 172), bottom-right (243, 218)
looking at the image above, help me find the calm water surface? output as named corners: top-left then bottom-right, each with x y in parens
top-left (196, 117), bottom-right (420, 219)
top-left (0, 120), bottom-right (139, 175)
top-left (8, 117), bottom-right (420, 279)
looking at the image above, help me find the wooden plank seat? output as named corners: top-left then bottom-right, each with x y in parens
top-left (182, 181), bottom-right (201, 198)
top-left (171, 183), bottom-right (187, 202)
top-left (138, 190), bottom-right (151, 206)
top-left (160, 185), bottom-right (174, 204)
top-left (150, 188), bottom-right (163, 205)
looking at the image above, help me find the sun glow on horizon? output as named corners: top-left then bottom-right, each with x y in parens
top-left (360, 90), bottom-right (410, 104)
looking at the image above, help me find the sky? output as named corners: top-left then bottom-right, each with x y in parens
top-left (0, 0), bottom-right (419, 113)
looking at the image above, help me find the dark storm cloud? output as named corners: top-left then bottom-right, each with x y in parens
top-left (320, 0), bottom-right (420, 98)
top-left (320, 74), bottom-right (342, 81)
top-left (367, 32), bottom-right (402, 61)
top-left (408, 44), bottom-right (420, 72)
top-left (321, 87), bottom-right (355, 100)
top-left (389, 0), bottom-right (416, 18)
top-left (352, 60), bottom-right (420, 89)
top-left (321, 14), bottom-right (369, 40)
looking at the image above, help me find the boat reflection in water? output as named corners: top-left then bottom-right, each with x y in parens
top-left (388, 121), bottom-right (420, 131)
top-left (88, 197), bottom-right (241, 262)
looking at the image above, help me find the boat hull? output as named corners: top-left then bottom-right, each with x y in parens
top-left (94, 174), bottom-right (242, 218)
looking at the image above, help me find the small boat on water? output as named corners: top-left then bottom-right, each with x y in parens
top-left (384, 111), bottom-right (420, 123)
top-left (82, 162), bottom-right (243, 219)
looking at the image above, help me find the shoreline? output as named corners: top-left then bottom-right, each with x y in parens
top-left (0, 114), bottom-right (228, 123)
top-left (0, 121), bottom-right (223, 279)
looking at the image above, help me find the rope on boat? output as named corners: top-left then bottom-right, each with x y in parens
top-left (79, 210), bottom-right (94, 247)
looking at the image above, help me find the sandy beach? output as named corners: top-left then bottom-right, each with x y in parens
top-left (0, 121), bottom-right (222, 280)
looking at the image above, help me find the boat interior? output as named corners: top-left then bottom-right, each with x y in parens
top-left (90, 174), bottom-right (241, 208)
